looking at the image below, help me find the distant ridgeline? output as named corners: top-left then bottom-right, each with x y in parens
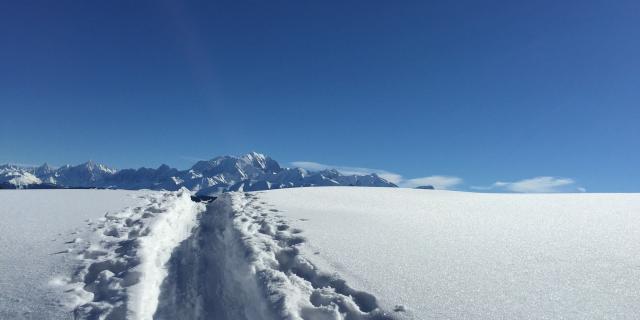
top-left (0, 152), bottom-right (397, 196)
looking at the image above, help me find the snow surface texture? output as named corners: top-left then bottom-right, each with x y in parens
top-left (253, 187), bottom-right (640, 319)
top-left (70, 188), bottom-right (205, 319)
top-left (0, 189), bottom-right (151, 319)
top-left (5, 187), bottom-right (639, 320)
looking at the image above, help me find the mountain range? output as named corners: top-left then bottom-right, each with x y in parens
top-left (0, 152), bottom-right (397, 195)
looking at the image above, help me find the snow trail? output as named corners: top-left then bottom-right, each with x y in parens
top-left (154, 192), bottom-right (395, 320)
top-left (67, 188), bottom-right (205, 319)
top-left (154, 193), bottom-right (276, 320)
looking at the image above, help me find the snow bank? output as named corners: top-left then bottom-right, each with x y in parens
top-left (69, 188), bottom-right (205, 319)
top-left (254, 187), bottom-right (640, 319)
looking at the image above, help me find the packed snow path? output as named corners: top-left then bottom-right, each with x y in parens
top-left (154, 191), bottom-right (394, 320)
top-left (0, 189), bottom-right (153, 319)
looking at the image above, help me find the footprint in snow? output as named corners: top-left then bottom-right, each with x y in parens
top-left (64, 238), bottom-right (81, 244)
top-left (394, 305), bottom-right (406, 312)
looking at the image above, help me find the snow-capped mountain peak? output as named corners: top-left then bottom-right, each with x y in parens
top-left (35, 163), bottom-right (55, 173)
top-left (0, 165), bottom-right (43, 188)
top-left (0, 152), bottom-right (397, 193)
top-left (81, 160), bottom-right (116, 174)
top-left (241, 151), bottom-right (281, 172)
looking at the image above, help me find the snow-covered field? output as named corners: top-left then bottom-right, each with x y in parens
top-left (237, 188), bottom-right (640, 319)
top-left (0, 190), bottom-right (154, 319)
top-left (2, 187), bottom-right (640, 319)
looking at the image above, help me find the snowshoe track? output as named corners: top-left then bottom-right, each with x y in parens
top-left (63, 189), bottom-right (204, 320)
top-left (155, 192), bottom-right (395, 320)
top-left (61, 190), bottom-right (393, 320)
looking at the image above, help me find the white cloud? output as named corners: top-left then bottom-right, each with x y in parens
top-left (290, 161), bottom-right (330, 172)
top-left (290, 161), bottom-right (462, 189)
top-left (291, 161), bottom-right (404, 184)
top-left (473, 176), bottom-right (577, 193)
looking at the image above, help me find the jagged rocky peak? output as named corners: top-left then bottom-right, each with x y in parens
top-left (35, 163), bottom-right (56, 173)
top-left (0, 164), bottom-right (42, 187)
top-left (0, 163), bottom-right (20, 170)
top-left (241, 151), bottom-right (281, 172)
top-left (51, 160), bottom-right (117, 187)
top-left (191, 156), bottom-right (235, 173)
top-left (81, 160), bottom-right (116, 174)
top-left (191, 152), bottom-right (280, 176)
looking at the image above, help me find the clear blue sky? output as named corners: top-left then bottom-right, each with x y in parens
top-left (1, 0), bottom-right (638, 192)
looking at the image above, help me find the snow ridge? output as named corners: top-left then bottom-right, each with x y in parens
top-left (66, 189), bottom-right (205, 319)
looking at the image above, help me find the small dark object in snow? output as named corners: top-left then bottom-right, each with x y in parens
top-left (190, 195), bottom-right (217, 203)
